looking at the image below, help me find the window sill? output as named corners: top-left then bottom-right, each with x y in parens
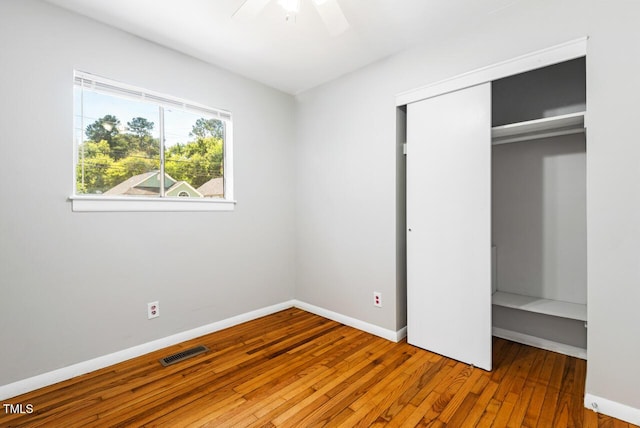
top-left (69, 196), bottom-right (236, 212)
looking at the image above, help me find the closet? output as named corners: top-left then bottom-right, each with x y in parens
top-left (405, 44), bottom-right (587, 370)
top-left (491, 58), bottom-right (587, 360)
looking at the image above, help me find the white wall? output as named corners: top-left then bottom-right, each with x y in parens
top-left (295, 0), bottom-right (591, 331)
top-left (0, 0), bottom-right (296, 386)
top-left (295, 74), bottom-right (401, 331)
top-left (295, 0), bottom-right (640, 417)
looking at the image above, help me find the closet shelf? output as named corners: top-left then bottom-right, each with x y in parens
top-left (492, 291), bottom-right (587, 321)
top-left (492, 111), bottom-right (585, 145)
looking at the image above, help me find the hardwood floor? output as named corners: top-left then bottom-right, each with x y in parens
top-left (1, 308), bottom-right (637, 427)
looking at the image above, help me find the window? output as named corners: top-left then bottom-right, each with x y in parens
top-left (71, 71), bottom-right (234, 212)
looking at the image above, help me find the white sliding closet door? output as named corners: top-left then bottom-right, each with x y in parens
top-left (406, 83), bottom-right (492, 371)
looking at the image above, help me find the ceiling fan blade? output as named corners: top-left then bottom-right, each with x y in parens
top-left (312, 0), bottom-right (349, 36)
top-left (233, 0), bottom-right (272, 20)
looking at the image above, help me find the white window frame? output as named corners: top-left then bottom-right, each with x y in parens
top-left (70, 71), bottom-right (235, 212)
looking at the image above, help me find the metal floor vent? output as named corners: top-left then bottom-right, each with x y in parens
top-left (160, 345), bottom-right (209, 367)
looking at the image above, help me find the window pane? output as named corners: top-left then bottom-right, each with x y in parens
top-left (163, 110), bottom-right (225, 199)
top-left (75, 88), bottom-right (160, 196)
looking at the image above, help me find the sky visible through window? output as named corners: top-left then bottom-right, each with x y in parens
top-left (74, 89), bottom-right (205, 147)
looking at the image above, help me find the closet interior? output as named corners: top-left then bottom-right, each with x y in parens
top-left (490, 57), bottom-right (587, 358)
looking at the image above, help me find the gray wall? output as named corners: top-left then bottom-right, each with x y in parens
top-left (0, 0), bottom-right (296, 385)
top-left (294, 0), bottom-right (640, 413)
top-left (492, 134), bottom-right (587, 304)
top-left (295, 73), bottom-right (401, 331)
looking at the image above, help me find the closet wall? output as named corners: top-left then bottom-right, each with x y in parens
top-left (492, 134), bottom-right (587, 304)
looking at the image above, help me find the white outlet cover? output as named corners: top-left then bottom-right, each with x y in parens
top-left (148, 301), bottom-right (160, 319)
top-left (373, 292), bottom-right (382, 307)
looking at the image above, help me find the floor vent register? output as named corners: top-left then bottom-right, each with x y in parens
top-left (159, 345), bottom-right (209, 367)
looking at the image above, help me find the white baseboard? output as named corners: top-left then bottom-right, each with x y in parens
top-left (492, 327), bottom-right (587, 359)
top-left (0, 300), bottom-right (295, 401)
top-left (292, 300), bottom-right (407, 342)
top-left (0, 300), bottom-right (406, 400)
top-left (584, 393), bottom-right (640, 426)
top-left (6, 301), bottom-right (638, 426)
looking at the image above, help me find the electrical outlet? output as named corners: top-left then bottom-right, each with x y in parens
top-left (148, 301), bottom-right (159, 319)
top-left (373, 292), bottom-right (382, 308)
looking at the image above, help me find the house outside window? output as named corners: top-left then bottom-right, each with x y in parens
top-left (71, 71), bottom-right (234, 212)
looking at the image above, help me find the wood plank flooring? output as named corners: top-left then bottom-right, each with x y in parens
top-left (1, 308), bottom-right (637, 427)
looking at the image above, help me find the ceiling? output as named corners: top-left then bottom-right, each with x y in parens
top-left (43, 0), bottom-right (520, 94)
